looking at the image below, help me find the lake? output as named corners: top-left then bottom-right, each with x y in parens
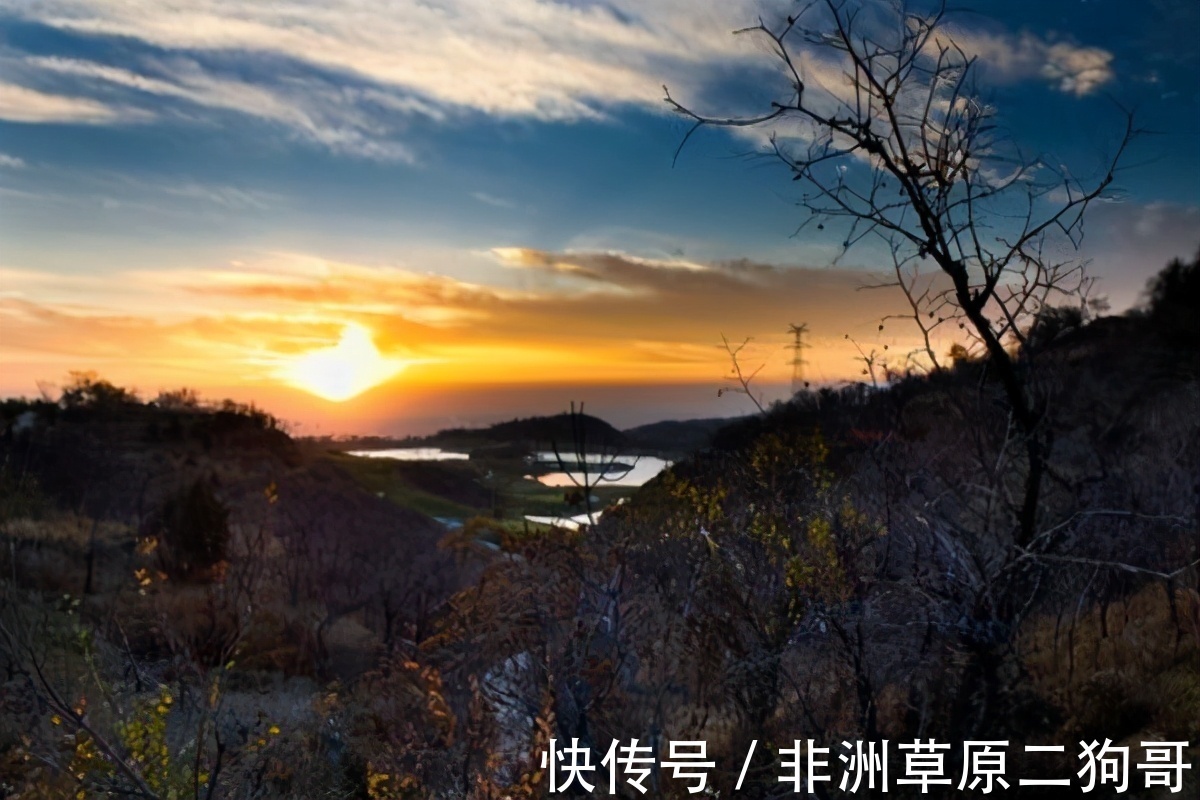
top-left (530, 452), bottom-right (671, 488)
top-left (345, 447), bottom-right (470, 461)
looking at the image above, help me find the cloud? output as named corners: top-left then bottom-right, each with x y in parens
top-left (16, 0), bottom-right (753, 117)
top-left (492, 246), bottom-right (711, 290)
top-left (23, 55), bottom-right (418, 162)
top-left (1041, 42), bottom-right (1114, 97)
top-left (0, 247), bottom-right (939, 397)
top-left (0, 80), bottom-right (125, 123)
top-left (471, 191), bottom-right (517, 210)
top-left (698, 17), bottom-right (1116, 177)
top-left (1, 1), bottom-right (1117, 161)
top-left (0, 153), bottom-right (26, 168)
top-left (160, 183), bottom-right (278, 211)
top-left (938, 28), bottom-right (1114, 97)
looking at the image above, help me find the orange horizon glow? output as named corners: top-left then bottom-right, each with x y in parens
top-left (0, 248), bottom-right (956, 432)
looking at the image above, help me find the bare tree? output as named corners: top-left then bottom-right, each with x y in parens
top-left (549, 401), bottom-right (637, 526)
top-left (665, 0), bottom-right (1135, 546)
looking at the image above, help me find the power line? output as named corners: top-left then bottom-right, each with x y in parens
top-left (788, 322), bottom-right (809, 394)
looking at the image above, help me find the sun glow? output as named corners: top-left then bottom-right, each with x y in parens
top-left (278, 323), bottom-right (408, 402)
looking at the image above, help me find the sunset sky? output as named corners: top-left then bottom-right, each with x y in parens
top-left (2, 0), bottom-right (1198, 435)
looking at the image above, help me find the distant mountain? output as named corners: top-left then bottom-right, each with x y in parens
top-left (412, 413), bottom-right (743, 457)
top-left (428, 412), bottom-right (627, 450)
top-left (623, 416), bottom-right (743, 454)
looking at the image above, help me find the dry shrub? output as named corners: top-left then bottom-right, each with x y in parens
top-left (7, 540), bottom-right (80, 595)
top-left (149, 480), bottom-right (230, 580)
top-left (235, 608), bottom-right (318, 676)
top-left (872, 681), bottom-right (915, 737)
top-left (1020, 583), bottom-right (1200, 742)
top-left (108, 578), bottom-right (248, 668)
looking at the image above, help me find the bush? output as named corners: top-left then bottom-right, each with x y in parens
top-left (152, 480), bottom-right (230, 579)
top-left (59, 371), bottom-right (138, 410)
top-left (0, 466), bottom-right (49, 523)
top-left (1144, 248), bottom-right (1200, 346)
top-left (1023, 305), bottom-right (1085, 352)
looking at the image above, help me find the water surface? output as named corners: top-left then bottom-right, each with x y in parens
top-left (531, 453), bottom-right (671, 488)
top-left (346, 447), bottom-right (470, 461)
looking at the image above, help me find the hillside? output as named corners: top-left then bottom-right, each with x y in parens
top-left (584, 308), bottom-right (1200, 785)
top-left (422, 410), bottom-right (627, 451)
top-left (2, 294), bottom-right (1197, 798)
top-left (623, 415), bottom-right (742, 453)
top-left (0, 390), bottom-right (467, 673)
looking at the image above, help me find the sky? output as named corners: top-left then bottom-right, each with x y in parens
top-left (1, 0), bottom-right (1198, 435)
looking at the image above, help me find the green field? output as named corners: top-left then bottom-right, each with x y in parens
top-left (323, 449), bottom-right (634, 524)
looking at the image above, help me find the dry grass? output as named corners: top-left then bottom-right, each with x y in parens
top-left (1020, 583), bottom-right (1200, 743)
top-left (3, 513), bottom-right (132, 548)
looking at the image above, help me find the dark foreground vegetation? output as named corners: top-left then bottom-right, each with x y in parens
top-left (1, 254), bottom-right (1198, 798)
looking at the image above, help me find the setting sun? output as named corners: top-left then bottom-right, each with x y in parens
top-left (277, 323), bottom-right (407, 402)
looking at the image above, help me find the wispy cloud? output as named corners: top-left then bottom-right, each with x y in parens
top-left (471, 191), bottom-right (517, 210)
top-left (16, 0), bottom-right (752, 119)
top-left (0, 80), bottom-right (125, 124)
top-left (0, 153), bottom-right (26, 168)
top-left (159, 183), bottom-right (279, 211)
top-left (688, 17), bottom-right (1116, 168)
top-left (22, 55), bottom-right (418, 162)
top-left (0, 1), bottom-right (1116, 160)
top-left (15, 220), bottom-right (1188, 406)
top-left (0, 246), bottom-right (939, 398)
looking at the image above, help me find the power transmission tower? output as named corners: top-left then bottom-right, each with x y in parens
top-left (788, 323), bottom-right (809, 394)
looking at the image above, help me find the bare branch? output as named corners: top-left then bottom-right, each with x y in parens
top-left (718, 334), bottom-right (768, 414)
